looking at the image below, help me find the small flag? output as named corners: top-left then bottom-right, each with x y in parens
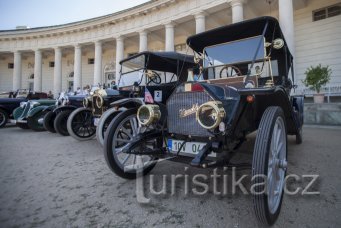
top-left (144, 88), bottom-right (154, 103)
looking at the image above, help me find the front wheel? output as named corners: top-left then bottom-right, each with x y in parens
top-left (0, 109), bottom-right (8, 128)
top-left (43, 111), bottom-right (56, 133)
top-left (252, 106), bottom-right (287, 226)
top-left (96, 108), bottom-right (123, 146)
top-left (54, 110), bottom-right (73, 136)
top-left (104, 108), bottom-right (157, 179)
top-left (67, 107), bottom-right (96, 141)
top-left (27, 111), bottom-right (47, 131)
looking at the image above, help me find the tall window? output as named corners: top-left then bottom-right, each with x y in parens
top-left (313, 4), bottom-right (341, 22)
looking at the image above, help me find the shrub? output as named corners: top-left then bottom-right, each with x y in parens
top-left (302, 64), bottom-right (331, 93)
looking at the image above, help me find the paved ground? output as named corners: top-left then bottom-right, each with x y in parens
top-left (0, 125), bottom-right (340, 228)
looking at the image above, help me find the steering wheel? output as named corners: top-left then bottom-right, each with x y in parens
top-left (146, 70), bottom-right (161, 85)
top-left (219, 65), bottom-right (242, 78)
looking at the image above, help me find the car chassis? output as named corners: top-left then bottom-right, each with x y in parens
top-left (104, 17), bottom-right (304, 225)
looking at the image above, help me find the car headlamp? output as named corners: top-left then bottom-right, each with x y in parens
top-left (137, 105), bottom-right (161, 126)
top-left (94, 95), bottom-right (104, 108)
top-left (196, 101), bottom-right (225, 130)
top-left (83, 98), bottom-right (89, 108)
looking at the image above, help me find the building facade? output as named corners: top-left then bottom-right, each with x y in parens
top-left (0, 0), bottom-right (340, 97)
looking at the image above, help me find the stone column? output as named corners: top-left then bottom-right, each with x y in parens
top-left (53, 47), bottom-right (62, 97)
top-left (279, 0), bottom-right (295, 56)
top-left (115, 36), bottom-right (124, 85)
top-left (139, 30), bottom-right (148, 52)
top-left (165, 22), bottom-right (175, 51)
top-left (34, 49), bottom-right (42, 92)
top-left (74, 44), bottom-right (82, 91)
top-left (13, 51), bottom-right (22, 91)
top-left (231, 0), bottom-right (245, 23)
top-left (195, 12), bottom-right (206, 34)
top-left (94, 40), bottom-right (102, 86)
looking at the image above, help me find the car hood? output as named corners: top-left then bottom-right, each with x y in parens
top-left (0, 97), bottom-right (26, 104)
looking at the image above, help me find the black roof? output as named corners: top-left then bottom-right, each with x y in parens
top-left (119, 51), bottom-right (195, 75)
top-left (186, 16), bottom-right (292, 59)
top-left (186, 16), bottom-right (293, 78)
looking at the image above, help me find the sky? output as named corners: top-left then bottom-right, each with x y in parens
top-left (0, 0), bottom-right (150, 30)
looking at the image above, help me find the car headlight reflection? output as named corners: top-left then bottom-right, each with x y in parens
top-left (20, 102), bottom-right (27, 108)
top-left (137, 105), bottom-right (161, 126)
top-left (83, 98), bottom-right (89, 108)
top-left (196, 101), bottom-right (225, 130)
top-left (95, 95), bottom-right (104, 108)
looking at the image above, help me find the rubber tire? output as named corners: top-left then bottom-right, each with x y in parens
top-left (252, 106), bottom-right (287, 226)
top-left (27, 111), bottom-right (47, 132)
top-left (43, 111), bottom-right (56, 133)
top-left (96, 109), bottom-right (123, 146)
top-left (54, 110), bottom-right (73, 136)
top-left (296, 127), bottom-right (303, 144)
top-left (104, 108), bottom-right (156, 179)
top-left (0, 109), bottom-right (8, 128)
top-left (67, 107), bottom-right (96, 141)
top-left (17, 122), bottom-right (30, 129)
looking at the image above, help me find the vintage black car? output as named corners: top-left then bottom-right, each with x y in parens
top-left (103, 17), bottom-right (304, 225)
top-left (95, 51), bottom-right (196, 145)
top-left (66, 88), bottom-right (124, 141)
top-left (0, 90), bottom-right (47, 128)
top-left (43, 92), bottom-right (84, 136)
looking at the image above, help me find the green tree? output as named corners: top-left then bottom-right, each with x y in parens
top-left (302, 64), bottom-right (331, 93)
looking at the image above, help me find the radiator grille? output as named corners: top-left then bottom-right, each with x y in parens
top-left (167, 91), bottom-right (214, 137)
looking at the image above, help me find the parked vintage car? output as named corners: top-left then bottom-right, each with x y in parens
top-left (103, 17), bottom-right (304, 225)
top-left (66, 87), bottom-right (124, 141)
top-left (95, 51), bottom-right (196, 145)
top-left (12, 98), bottom-right (55, 131)
top-left (0, 90), bottom-right (47, 128)
top-left (43, 92), bottom-right (85, 136)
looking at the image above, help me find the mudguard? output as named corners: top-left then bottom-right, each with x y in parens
top-left (13, 107), bottom-right (24, 119)
top-left (43, 105), bottom-right (56, 112)
top-left (109, 98), bottom-right (144, 109)
top-left (293, 96), bottom-right (304, 128)
top-left (28, 106), bottom-right (50, 118)
top-left (53, 105), bottom-right (78, 114)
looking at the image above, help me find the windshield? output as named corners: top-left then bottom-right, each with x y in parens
top-left (121, 55), bottom-right (145, 74)
top-left (203, 36), bottom-right (265, 68)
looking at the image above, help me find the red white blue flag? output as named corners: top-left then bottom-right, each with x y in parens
top-left (144, 87), bottom-right (154, 103)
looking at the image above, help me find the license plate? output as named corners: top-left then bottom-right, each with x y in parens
top-left (94, 118), bottom-right (100, 126)
top-left (167, 139), bottom-right (206, 155)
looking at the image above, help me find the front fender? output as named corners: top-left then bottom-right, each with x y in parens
top-left (53, 105), bottom-right (77, 114)
top-left (109, 98), bottom-right (144, 109)
top-left (43, 105), bottom-right (56, 112)
top-left (13, 107), bottom-right (24, 119)
top-left (28, 106), bottom-right (49, 118)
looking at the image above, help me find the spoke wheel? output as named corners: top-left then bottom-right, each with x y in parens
top-left (67, 107), bottom-right (96, 141)
top-left (104, 108), bottom-right (157, 179)
top-left (54, 110), bottom-right (73, 136)
top-left (0, 109), bottom-right (8, 128)
top-left (96, 109), bottom-right (123, 146)
top-left (43, 111), bottom-right (56, 133)
top-left (252, 106), bottom-right (287, 226)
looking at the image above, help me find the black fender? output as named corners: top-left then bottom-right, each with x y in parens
top-left (53, 105), bottom-right (78, 114)
top-left (0, 105), bottom-right (10, 115)
top-left (292, 96), bottom-right (304, 128)
top-left (109, 98), bottom-right (144, 109)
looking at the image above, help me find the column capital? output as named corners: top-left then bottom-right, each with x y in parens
top-left (54, 46), bottom-right (62, 51)
top-left (33, 48), bottom-right (42, 53)
top-left (138, 29), bottom-right (148, 36)
top-left (194, 10), bottom-right (207, 19)
top-left (13, 50), bottom-right (22, 54)
top-left (74, 44), bottom-right (82, 49)
top-left (115, 35), bottom-right (125, 42)
top-left (230, 0), bottom-right (246, 7)
top-left (164, 21), bottom-right (176, 29)
top-left (94, 40), bottom-right (103, 46)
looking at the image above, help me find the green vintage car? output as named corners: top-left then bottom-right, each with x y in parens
top-left (12, 99), bottom-right (56, 131)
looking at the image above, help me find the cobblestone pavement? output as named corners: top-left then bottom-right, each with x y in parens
top-left (0, 125), bottom-right (340, 228)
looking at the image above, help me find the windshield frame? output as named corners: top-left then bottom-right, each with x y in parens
top-left (202, 35), bottom-right (266, 70)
